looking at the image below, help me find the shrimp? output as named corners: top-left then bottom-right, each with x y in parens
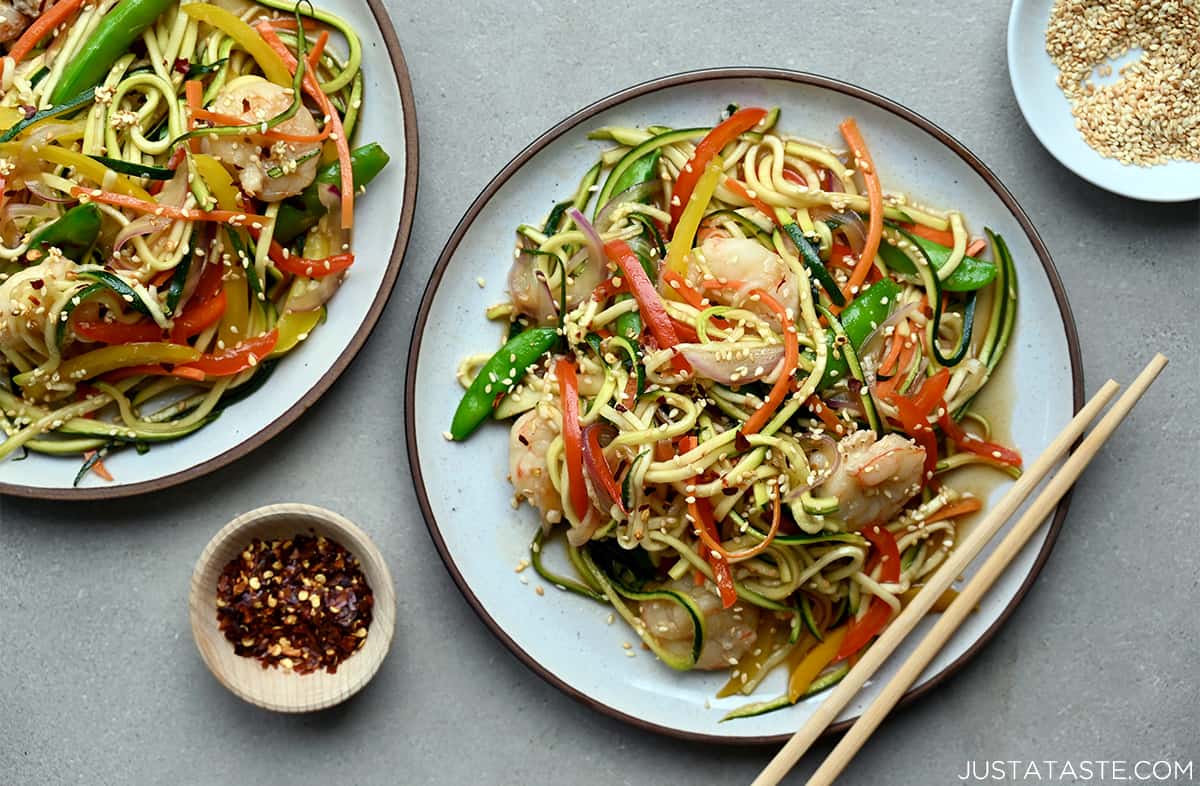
top-left (814, 431), bottom-right (925, 531)
top-left (508, 408), bottom-right (563, 523)
top-left (202, 76), bottom-right (321, 202)
top-left (0, 0), bottom-right (37, 44)
top-left (638, 579), bottom-right (760, 670)
top-left (685, 235), bottom-right (800, 319)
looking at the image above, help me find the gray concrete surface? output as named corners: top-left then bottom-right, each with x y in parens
top-left (2, 1), bottom-right (1198, 784)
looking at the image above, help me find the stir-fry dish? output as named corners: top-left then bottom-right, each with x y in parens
top-left (451, 106), bottom-right (1021, 719)
top-left (0, 0), bottom-right (389, 483)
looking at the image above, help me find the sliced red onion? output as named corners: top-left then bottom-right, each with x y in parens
top-left (858, 301), bottom-right (919, 366)
top-left (594, 180), bottom-right (662, 232)
top-left (507, 237), bottom-right (559, 325)
top-left (567, 207), bottom-right (606, 270)
top-left (316, 183), bottom-right (340, 211)
top-left (677, 342), bottom-right (785, 385)
top-left (582, 422), bottom-right (625, 516)
top-left (285, 272), bottom-right (342, 312)
top-left (827, 209), bottom-right (867, 254)
top-left (23, 179), bottom-right (76, 204)
top-left (114, 214), bottom-right (172, 253)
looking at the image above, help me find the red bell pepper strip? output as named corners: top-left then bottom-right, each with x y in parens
top-left (886, 368), bottom-right (950, 478)
top-left (73, 319), bottom-right (161, 345)
top-left (669, 107), bottom-right (767, 228)
top-left (604, 239), bottom-right (689, 373)
top-left (583, 423), bottom-right (627, 515)
top-left (170, 289), bottom-right (227, 343)
top-left (175, 329), bottom-right (278, 378)
top-left (837, 524), bottom-right (901, 660)
top-left (247, 226), bottom-right (355, 278)
top-left (556, 357), bottom-right (590, 522)
top-left (939, 410), bottom-right (1023, 468)
top-left (686, 481), bottom-right (738, 609)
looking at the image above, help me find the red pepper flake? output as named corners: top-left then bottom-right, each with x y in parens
top-left (215, 534), bottom-right (374, 675)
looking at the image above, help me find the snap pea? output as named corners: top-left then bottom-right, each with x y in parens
top-left (817, 279), bottom-right (901, 389)
top-left (27, 203), bottom-right (101, 262)
top-left (878, 233), bottom-right (996, 292)
top-left (273, 143), bottom-right (391, 244)
top-left (450, 327), bottom-right (557, 440)
top-left (49, 0), bottom-right (177, 104)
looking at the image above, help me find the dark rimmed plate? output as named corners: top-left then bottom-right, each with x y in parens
top-left (406, 68), bottom-right (1082, 742)
top-left (0, 0), bottom-right (418, 499)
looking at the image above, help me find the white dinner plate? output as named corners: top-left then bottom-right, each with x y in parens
top-left (1008, 0), bottom-right (1200, 202)
top-left (406, 69), bottom-right (1083, 743)
top-left (0, 0), bottom-right (418, 499)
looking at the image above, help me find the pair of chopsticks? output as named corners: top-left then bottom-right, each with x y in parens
top-left (753, 353), bottom-right (1168, 786)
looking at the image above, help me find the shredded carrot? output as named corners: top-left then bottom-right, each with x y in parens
top-left (904, 222), bottom-right (955, 248)
top-left (184, 80), bottom-right (203, 153)
top-left (307, 30), bottom-right (329, 70)
top-left (838, 118), bottom-right (883, 301)
top-left (692, 569), bottom-right (706, 587)
top-left (724, 177), bottom-right (777, 222)
top-left (965, 237), bottom-right (987, 257)
top-left (923, 497), bottom-right (983, 524)
top-left (8, 0), bottom-right (83, 65)
top-left (82, 450), bottom-right (114, 481)
top-left (258, 16), bottom-right (321, 32)
top-left (878, 328), bottom-right (907, 376)
top-left (190, 107), bottom-right (333, 144)
top-left (806, 395), bottom-right (843, 433)
top-left (256, 23), bottom-right (353, 229)
top-left (873, 338), bottom-right (918, 401)
top-left (71, 187), bottom-right (271, 224)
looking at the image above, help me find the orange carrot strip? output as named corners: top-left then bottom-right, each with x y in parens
top-left (922, 497), bottom-right (983, 524)
top-left (838, 118), bottom-right (883, 300)
top-left (904, 222), bottom-right (955, 248)
top-left (82, 449), bottom-right (113, 481)
top-left (190, 107), bottom-right (333, 143)
top-left (8, 0), bottom-right (83, 65)
top-left (71, 187), bottom-right (272, 224)
top-left (184, 80), bottom-right (203, 153)
top-left (965, 238), bottom-right (987, 257)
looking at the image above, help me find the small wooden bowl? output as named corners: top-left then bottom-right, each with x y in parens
top-left (189, 503), bottom-right (396, 713)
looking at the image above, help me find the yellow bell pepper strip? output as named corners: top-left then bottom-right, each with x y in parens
top-left (270, 308), bottom-right (324, 357)
top-left (38, 145), bottom-right (153, 201)
top-left (787, 625), bottom-right (848, 703)
top-left (665, 155), bottom-right (724, 276)
top-left (838, 118), bottom-right (884, 302)
top-left (15, 343), bottom-right (201, 398)
top-left (190, 153), bottom-right (239, 210)
top-left (181, 4), bottom-right (292, 87)
top-left (0, 106), bottom-right (25, 129)
top-left (217, 268), bottom-right (250, 350)
top-left (669, 107), bottom-right (767, 228)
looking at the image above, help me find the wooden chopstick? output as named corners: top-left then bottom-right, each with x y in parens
top-left (751, 367), bottom-right (1139, 786)
top-left (802, 353), bottom-right (1168, 785)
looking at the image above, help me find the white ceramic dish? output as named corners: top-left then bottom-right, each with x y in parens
top-left (0, 0), bottom-right (418, 499)
top-left (406, 69), bottom-right (1083, 743)
top-left (1008, 0), bottom-right (1200, 202)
